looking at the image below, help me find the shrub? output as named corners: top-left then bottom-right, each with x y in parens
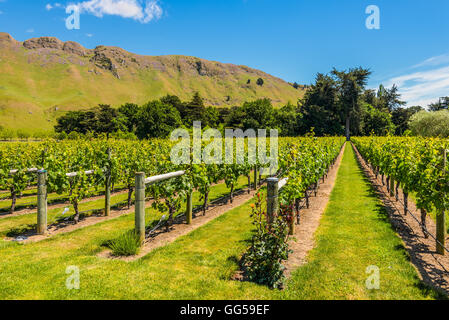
top-left (0, 128), bottom-right (14, 140)
top-left (55, 131), bottom-right (68, 140)
top-left (108, 231), bottom-right (141, 256)
top-left (32, 131), bottom-right (53, 139)
top-left (16, 129), bottom-right (31, 140)
top-left (67, 131), bottom-right (80, 140)
top-left (409, 110), bottom-right (449, 137)
top-left (242, 193), bottom-right (291, 289)
top-left (111, 130), bottom-right (137, 140)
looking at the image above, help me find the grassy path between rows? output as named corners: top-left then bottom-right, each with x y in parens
top-left (0, 146), bottom-right (444, 299)
top-left (282, 146), bottom-right (444, 300)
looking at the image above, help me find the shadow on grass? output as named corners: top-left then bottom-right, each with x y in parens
top-left (351, 143), bottom-right (449, 300)
top-left (144, 187), bottom-right (252, 240)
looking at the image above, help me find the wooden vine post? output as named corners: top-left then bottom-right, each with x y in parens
top-left (186, 191), bottom-right (193, 225)
top-left (253, 167), bottom-right (258, 190)
top-left (266, 177), bottom-right (279, 225)
top-left (37, 170), bottom-right (47, 235)
top-left (295, 198), bottom-right (301, 225)
top-left (135, 172), bottom-right (146, 244)
top-left (395, 182), bottom-right (399, 201)
top-left (389, 175), bottom-right (394, 197)
top-left (436, 149), bottom-right (447, 255)
top-left (134, 170), bottom-right (185, 243)
top-left (305, 189), bottom-right (310, 209)
top-left (104, 148), bottom-right (111, 217)
top-left (403, 191), bottom-right (408, 216)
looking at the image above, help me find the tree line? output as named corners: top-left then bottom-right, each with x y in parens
top-left (53, 67), bottom-right (431, 140)
top-left (54, 92), bottom-right (304, 139)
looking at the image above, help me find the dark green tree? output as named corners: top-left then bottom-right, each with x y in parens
top-left (183, 92), bottom-right (206, 126)
top-left (95, 104), bottom-right (127, 138)
top-left (136, 100), bottom-right (182, 139)
top-left (225, 99), bottom-right (276, 130)
top-left (376, 84), bottom-right (405, 112)
top-left (118, 103), bottom-right (140, 132)
top-left (274, 102), bottom-right (301, 136)
top-left (299, 73), bottom-right (343, 136)
top-left (362, 103), bottom-right (395, 136)
top-left (428, 97), bottom-right (449, 111)
top-left (160, 95), bottom-right (186, 118)
top-left (331, 67), bottom-right (372, 140)
top-left (204, 106), bottom-right (220, 127)
top-left (391, 106), bottom-right (423, 135)
top-left (55, 111), bottom-right (87, 134)
top-left (240, 99), bottom-right (276, 130)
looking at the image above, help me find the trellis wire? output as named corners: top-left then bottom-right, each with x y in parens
top-left (356, 145), bottom-right (449, 255)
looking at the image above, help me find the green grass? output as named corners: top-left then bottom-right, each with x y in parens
top-left (107, 231), bottom-right (141, 257)
top-left (0, 36), bottom-right (305, 134)
top-left (281, 146), bottom-right (444, 300)
top-left (0, 186), bottom-right (266, 300)
top-left (0, 146), bottom-right (444, 300)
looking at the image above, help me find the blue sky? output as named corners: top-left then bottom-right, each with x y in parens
top-left (0, 0), bottom-right (448, 107)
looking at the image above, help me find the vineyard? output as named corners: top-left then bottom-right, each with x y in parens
top-left (1, 136), bottom-right (449, 300)
top-left (353, 137), bottom-right (449, 254)
top-left (0, 137), bottom-right (343, 242)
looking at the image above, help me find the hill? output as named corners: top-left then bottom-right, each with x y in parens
top-left (0, 32), bottom-right (305, 133)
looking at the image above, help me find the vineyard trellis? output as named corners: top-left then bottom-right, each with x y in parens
top-left (353, 137), bottom-right (449, 255)
top-left (0, 137), bottom-right (345, 240)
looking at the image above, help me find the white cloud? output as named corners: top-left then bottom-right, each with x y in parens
top-left (412, 53), bottom-right (449, 69)
top-left (46, 3), bottom-right (62, 10)
top-left (74, 0), bottom-right (163, 23)
top-left (26, 28), bottom-right (35, 33)
top-left (385, 64), bottom-right (449, 107)
top-left (86, 33), bottom-right (93, 37)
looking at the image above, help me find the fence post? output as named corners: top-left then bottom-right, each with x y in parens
top-left (186, 191), bottom-right (193, 225)
top-left (266, 178), bottom-right (279, 224)
top-left (305, 189), bottom-right (310, 209)
top-left (390, 177), bottom-right (395, 197)
top-left (403, 191), bottom-right (408, 216)
top-left (135, 172), bottom-right (146, 244)
top-left (436, 149), bottom-right (447, 255)
top-left (253, 166), bottom-right (258, 190)
top-left (105, 148), bottom-right (111, 217)
top-left (37, 170), bottom-right (47, 235)
top-left (395, 182), bottom-right (399, 202)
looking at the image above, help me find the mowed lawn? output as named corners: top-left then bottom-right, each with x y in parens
top-left (0, 146), bottom-right (444, 299)
top-left (283, 146), bottom-right (444, 300)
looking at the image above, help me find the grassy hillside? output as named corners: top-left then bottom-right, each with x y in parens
top-left (0, 32), bottom-right (305, 133)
